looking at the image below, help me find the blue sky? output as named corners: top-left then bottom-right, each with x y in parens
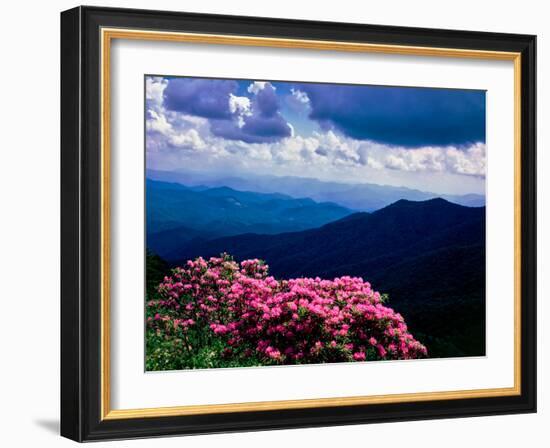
top-left (146, 76), bottom-right (486, 195)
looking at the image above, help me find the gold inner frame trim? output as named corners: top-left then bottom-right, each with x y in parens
top-left (100, 27), bottom-right (522, 420)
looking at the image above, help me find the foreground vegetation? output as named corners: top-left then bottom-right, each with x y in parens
top-left (146, 254), bottom-right (427, 370)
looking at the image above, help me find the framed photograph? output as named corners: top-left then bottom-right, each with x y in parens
top-left (60, 6), bottom-right (536, 442)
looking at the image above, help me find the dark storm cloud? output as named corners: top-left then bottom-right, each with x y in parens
top-left (211, 82), bottom-right (292, 143)
top-left (210, 115), bottom-right (291, 144)
top-left (301, 84), bottom-right (486, 147)
top-left (163, 78), bottom-right (237, 119)
top-left (255, 84), bottom-right (279, 117)
top-left (162, 78), bottom-right (291, 143)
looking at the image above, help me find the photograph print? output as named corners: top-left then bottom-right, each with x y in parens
top-left (145, 75), bottom-right (486, 371)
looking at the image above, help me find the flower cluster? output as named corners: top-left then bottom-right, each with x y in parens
top-left (147, 254), bottom-right (427, 367)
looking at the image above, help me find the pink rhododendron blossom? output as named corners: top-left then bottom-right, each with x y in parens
top-left (147, 254), bottom-right (427, 366)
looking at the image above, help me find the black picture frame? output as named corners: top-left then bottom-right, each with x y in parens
top-left (61, 5), bottom-right (536, 442)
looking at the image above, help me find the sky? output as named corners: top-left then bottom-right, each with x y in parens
top-left (145, 76), bottom-right (486, 195)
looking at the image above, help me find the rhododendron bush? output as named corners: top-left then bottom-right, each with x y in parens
top-left (146, 254), bottom-right (427, 370)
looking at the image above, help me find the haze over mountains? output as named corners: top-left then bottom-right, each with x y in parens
top-left (147, 169), bottom-right (485, 211)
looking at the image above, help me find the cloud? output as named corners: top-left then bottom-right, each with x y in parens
top-left (357, 140), bottom-right (486, 177)
top-left (168, 129), bottom-right (205, 149)
top-left (146, 109), bottom-right (171, 135)
top-left (228, 94), bottom-right (251, 115)
top-left (146, 108), bottom-right (207, 152)
top-left (158, 77), bottom-right (291, 144)
top-left (290, 88), bottom-right (310, 105)
top-left (266, 131), bottom-right (486, 177)
top-left (163, 78), bottom-right (238, 119)
top-left (254, 83), bottom-right (279, 117)
top-left (145, 77), bottom-right (213, 153)
top-left (228, 94), bottom-right (252, 128)
top-left (210, 82), bottom-right (292, 143)
top-left (209, 116), bottom-right (292, 144)
top-left (301, 84), bottom-right (486, 147)
top-left (247, 81), bottom-right (272, 95)
top-left (146, 77), bottom-right (168, 109)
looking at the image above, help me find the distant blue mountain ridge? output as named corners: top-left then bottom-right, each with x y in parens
top-left (146, 179), bottom-right (354, 259)
top-left (146, 169), bottom-right (485, 211)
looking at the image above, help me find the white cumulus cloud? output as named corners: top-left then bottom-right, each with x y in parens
top-left (290, 88), bottom-right (310, 105)
top-left (228, 94), bottom-right (251, 115)
top-left (168, 128), bottom-right (205, 149)
top-left (145, 77), bottom-right (168, 109)
top-left (247, 81), bottom-right (274, 95)
top-left (228, 94), bottom-right (252, 128)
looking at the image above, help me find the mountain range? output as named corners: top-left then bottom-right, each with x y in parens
top-left (146, 179), bottom-right (353, 259)
top-left (147, 169), bottom-right (485, 211)
top-left (171, 198), bottom-right (486, 358)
